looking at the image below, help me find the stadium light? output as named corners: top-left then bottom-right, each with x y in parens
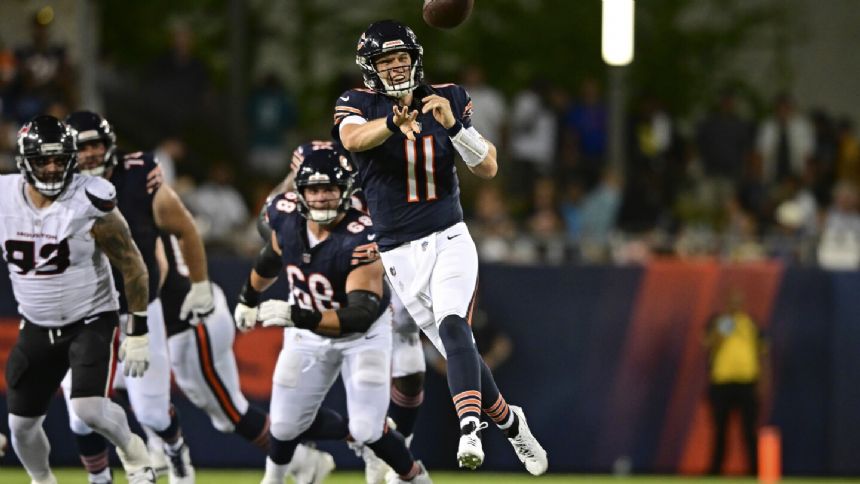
top-left (602, 0), bottom-right (635, 66)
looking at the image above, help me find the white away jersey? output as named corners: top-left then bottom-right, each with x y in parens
top-left (0, 174), bottom-right (119, 327)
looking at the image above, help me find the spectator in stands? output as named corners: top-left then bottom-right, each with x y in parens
top-left (836, 117), bottom-right (860, 189)
top-left (696, 87), bottom-right (754, 199)
top-left (147, 20), bottom-right (211, 135)
top-left (469, 184), bottom-right (517, 262)
top-left (247, 72), bottom-right (297, 177)
top-left (153, 137), bottom-right (187, 185)
top-left (619, 94), bottom-right (679, 233)
top-left (817, 181), bottom-right (860, 270)
top-left (0, 36), bottom-right (17, 121)
top-left (183, 162), bottom-right (249, 251)
top-left (753, 93), bottom-right (815, 187)
top-left (704, 288), bottom-right (767, 476)
top-left (526, 177), bottom-right (564, 239)
top-left (560, 77), bottom-right (608, 187)
top-left (13, 8), bottom-right (76, 123)
top-left (508, 79), bottom-right (558, 197)
top-left (578, 168), bottom-right (623, 255)
top-left (460, 65), bottom-right (507, 147)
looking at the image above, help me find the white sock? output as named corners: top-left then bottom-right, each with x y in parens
top-left (89, 467), bottom-right (112, 483)
top-left (164, 435), bottom-right (185, 454)
top-left (264, 456), bottom-right (290, 481)
top-left (460, 416), bottom-right (481, 433)
top-left (497, 410), bottom-right (515, 430)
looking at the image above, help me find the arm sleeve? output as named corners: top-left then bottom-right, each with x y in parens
top-left (335, 290), bottom-right (381, 333)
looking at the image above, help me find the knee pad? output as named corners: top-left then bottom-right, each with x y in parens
top-left (133, 400), bottom-right (171, 432)
top-left (392, 334), bottom-right (426, 377)
top-left (438, 315), bottom-right (475, 355)
top-left (69, 409), bottom-right (95, 435)
top-left (349, 417), bottom-right (383, 445)
top-left (270, 420), bottom-right (305, 442)
top-left (354, 350), bottom-right (389, 386)
top-left (392, 372), bottom-right (425, 397)
top-left (70, 397), bottom-right (107, 431)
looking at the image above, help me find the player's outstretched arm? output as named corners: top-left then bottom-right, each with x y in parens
top-left (153, 183), bottom-right (208, 283)
top-left (92, 209), bottom-right (149, 314)
top-left (340, 105), bottom-right (420, 151)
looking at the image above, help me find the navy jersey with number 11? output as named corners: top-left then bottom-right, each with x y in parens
top-left (332, 84), bottom-right (474, 250)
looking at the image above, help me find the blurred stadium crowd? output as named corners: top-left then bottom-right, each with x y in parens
top-left (1, 9), bottom-right (858, 268)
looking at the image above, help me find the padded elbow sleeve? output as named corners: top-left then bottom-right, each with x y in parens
top-left (336, 290), bottom-right (381, 333)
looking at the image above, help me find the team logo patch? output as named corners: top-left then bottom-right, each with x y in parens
top-left (382, 39), bottom-right (405, 49)
top-left (421, 241), bottom-right (429, 251)
top-left (390, 266), bottom-right (396, 276)
top-left (302, 253), bottom-right (312, 264)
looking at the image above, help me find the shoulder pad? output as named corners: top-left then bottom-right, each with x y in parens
top-left (266, 191), bottom-right (300, 233)
top-left (347, 221), bottom-right (380, 267)
top-left (120, 151), bottom-right (158, 171)
top-left (434, 84), bottom-right (472, 125)
top-left (82, 175), bottom-right (117, 212)
top-left (334, 89), bottom-right (375, 126)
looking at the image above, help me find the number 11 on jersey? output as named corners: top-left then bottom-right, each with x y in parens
top-left (405, 135), bottom-right (436, 203)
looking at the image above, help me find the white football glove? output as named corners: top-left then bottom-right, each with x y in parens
top-left (119, 334), bottom-right (150, 378)
top-left (258, 299), bottom-right (295, 328)
top-left (234, 303), bottom-right (258, 332)
top-left (180, 280), bottom-right (215, 323)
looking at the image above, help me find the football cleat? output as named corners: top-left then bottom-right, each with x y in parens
top-left (457, 421), bottom-right (488, 470)
top-left (117, 434), bottom-right (156, 483)
top-left (30, 474), bottom-right (58, 484)
top-left (507, 405), bottom-right (548, 476)
top-left (165, 442), bottom-right (196, 484)
top-left (87, 467), bottom-right (113, 484)
top-left (362, 446), bottom-right (390, 484)
top-left (126, 468), bottom-right (157, 484)
top-left (384, 460), bottom-right (432, 484)
top-left (147, 441), bottom-right (169, 477)
top-left (288, 444), bottom-right (336, 484)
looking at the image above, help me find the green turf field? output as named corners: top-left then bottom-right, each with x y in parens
top-left (1, 469), bottom-right (860, 484)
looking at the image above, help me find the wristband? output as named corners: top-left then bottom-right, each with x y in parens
top-left (292, 306), bottom-right (322, 330)
top-left (125, 311), bottom-right (148, 336)
top-left (446, 120), bottom-right (464, 137)
top-left (385, 113), bottom-right (399, 133)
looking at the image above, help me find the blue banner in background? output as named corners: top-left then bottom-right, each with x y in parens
top-left (1, 258), bottom-right (860, 475)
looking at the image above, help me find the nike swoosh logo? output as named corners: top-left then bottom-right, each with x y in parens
top-left (447, 234), bottom-right (461, 240)
top-left (365, 333), bottom-right (377, 339)
top-left (368, 234), bottom-right (376, 240)
top-left (84, 315), bottom-right (99, 324)
top-left (340, 96), bottom-right (350, 101)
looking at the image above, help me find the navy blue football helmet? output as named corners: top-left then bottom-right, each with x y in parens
top-left (16, 115), bottom-right (77, 197)
top-left (65, 111), bottom-right (117, 177)
top-left (355, 20), bottom-right (424, 98)
top-left (294, 148), bottom-right (355, 224)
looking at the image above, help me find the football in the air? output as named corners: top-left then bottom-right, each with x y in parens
top-left (423, 0), bottom-right (474, 29)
